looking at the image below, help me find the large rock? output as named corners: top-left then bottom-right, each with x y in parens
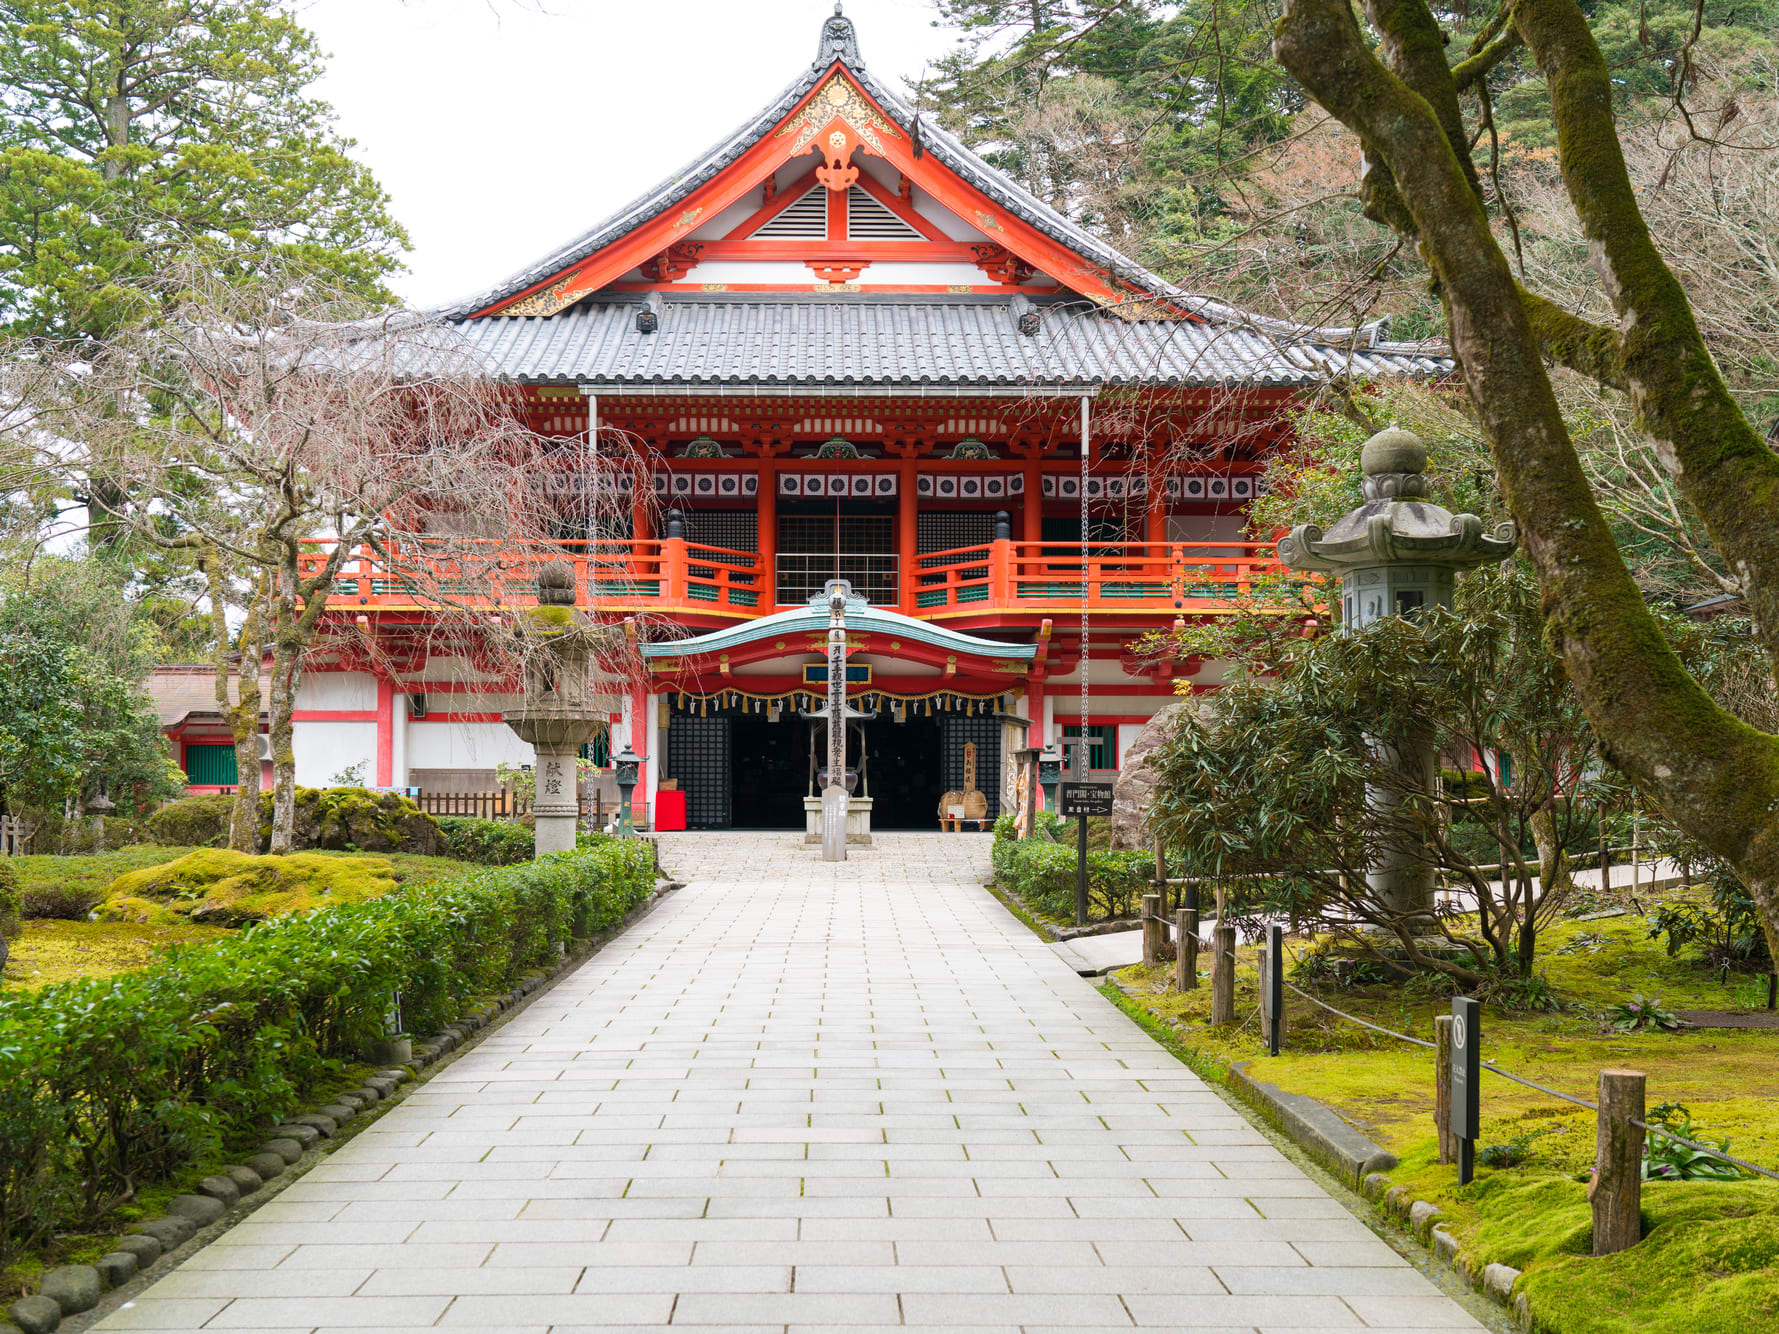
top-left (266, 787), bottom-right (441, 855)
top-left (1110, 703), bottom-right (1193, 850)
top-left (9, 1294), bottom-right (61, 1333)
top-left (38, 1265), bottom-right (100, 1314)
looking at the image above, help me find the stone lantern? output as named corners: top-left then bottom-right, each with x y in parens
top-left (503, 561), bottom-right (604, 856)
top-left (1277, 428), bottom-right (1517, 923)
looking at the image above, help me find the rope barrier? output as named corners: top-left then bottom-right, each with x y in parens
top-left (1134, 923), bottom-right (1779, 1185)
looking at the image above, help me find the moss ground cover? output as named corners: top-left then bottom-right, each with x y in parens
top-left (3, 920), bottom-right (232, 988)
top-left (13, 845), bottom-right (473, 916)
top-left (1109, 907), bottom-right (1779, 1333)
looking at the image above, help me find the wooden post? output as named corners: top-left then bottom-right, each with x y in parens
top-left (1210, 924), bottom-right (1236, 1024)
top-left (1599, 822), bottom-right (1612, 896)
top-left (1142, 892), bottom-right (1164, 967)
top-left (1174, 906), bottom-right (1197, 991)
top-left (1154, 842), bottom-right (1168, 915)
top-left (1630, 810), bottom-right (1641, 898)
top-left (1434, 1015), bottom-right (1456, 1165)
top-left (1592, 1069), bottom-right (1646, 1256)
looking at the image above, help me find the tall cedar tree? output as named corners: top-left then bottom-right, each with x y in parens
top-left (0, 1), bottom-right (406, 341)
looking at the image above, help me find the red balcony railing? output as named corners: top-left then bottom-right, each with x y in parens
top-left (301, 537), bottom-right (1282, 620)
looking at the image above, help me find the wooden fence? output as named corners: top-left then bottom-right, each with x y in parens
top-left (0, 814), bottom-right (32, 856)
top-left (412, 791), bottom-right (613, 825)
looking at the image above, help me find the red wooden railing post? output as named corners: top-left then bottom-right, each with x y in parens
top-left (663, 536), bottom-right (688, 604)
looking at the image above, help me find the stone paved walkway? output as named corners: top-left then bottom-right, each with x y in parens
top-left (95, 832), bottom-right (1487, 1332)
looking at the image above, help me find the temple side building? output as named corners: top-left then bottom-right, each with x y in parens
top-left (160, 7), bottom-right (1445, 830)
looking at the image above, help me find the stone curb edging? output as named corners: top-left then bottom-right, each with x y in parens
top-left (1360, 1172), bottom-right (1531, 1331)
top-left (1225, 1061), bottom-right (1400, 1189)
top-left (1098, 975), bottom-right (1530, 1332)
top-left (6, 877), bottom-right (679, 1334)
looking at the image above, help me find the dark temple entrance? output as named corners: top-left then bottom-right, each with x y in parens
top-left (664, 698), bottom-right (1001, 831)
top-left (729, 711), bottom-right (807, 829)
top-left (864, 711), bottom-right (942, 829)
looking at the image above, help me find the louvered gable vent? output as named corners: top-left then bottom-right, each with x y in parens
top-left (755, 188), bottom-right (828, 239)
top-left (846, 187), bottom-right (922, 239)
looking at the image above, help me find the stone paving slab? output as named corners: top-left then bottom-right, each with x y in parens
top-left (92, 832), bottom-right (1485, 1332)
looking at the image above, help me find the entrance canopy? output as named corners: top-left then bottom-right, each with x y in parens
top-left (640, 585), bottom-right (1035, 700)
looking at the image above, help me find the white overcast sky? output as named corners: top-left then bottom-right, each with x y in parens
top-left (301, 0), bottom-right (964, 309)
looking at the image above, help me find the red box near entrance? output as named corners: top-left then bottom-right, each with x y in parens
top-left (654, 789), bottom-right (687, 832)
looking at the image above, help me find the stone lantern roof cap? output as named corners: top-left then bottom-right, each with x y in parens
top-left (1277, 427), bottom-right (1517, 574)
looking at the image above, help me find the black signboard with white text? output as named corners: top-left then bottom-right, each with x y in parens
top-left (1058, 782), bottom-right (1114, 818)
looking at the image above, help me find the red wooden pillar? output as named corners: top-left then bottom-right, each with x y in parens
top-left (1145, 475), bottom-right (1168, 546)
top-left (630, 680), bottom-right (651, 831)
top-left (375, 678), bottom-right (395, 787)
top-left (630, 681), bottom-right (649, 760)
top-left (898, 456), bottom-right (918, 614)
top-left (1023, 457), bottom-right (1043, 542)
top-left (756, 460), bottom-right (778, 608)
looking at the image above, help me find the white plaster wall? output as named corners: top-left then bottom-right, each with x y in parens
top-left (851, 261), bottom-right (1010, 286)
top-left (1042, 659), bottom-right (1144, 687)
top-left (644, 696), bottom-right (661, 812)
top-left (405, 723), bottom-right (534, 771)
top-left (296, 672), bottom-right (376, 710)
top-left (391, 693), bottom-right (408, 787)
top-left (293, 722), bottom-right (378, 788)
top-left (681, 261), bottom-right (830, 285)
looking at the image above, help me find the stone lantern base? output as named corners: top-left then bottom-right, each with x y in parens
top-left (804, 796), bottom-right (874, 847)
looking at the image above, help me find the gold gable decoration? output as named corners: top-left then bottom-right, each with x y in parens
top-left (776, 76), bottom-right (902, 160)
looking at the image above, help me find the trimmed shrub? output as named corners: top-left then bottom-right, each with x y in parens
top-left (95, 849), bottom-right (402, 926)
top-left (991, 814), bottom-right (1153, 921)
top-left (437, 817), bottom-right (534, 866)
top-left (144, 793), bottom-right (234, 847)
top-left (0, 840), bottom-right (654, 1268)
top-left (17, 879), bottom-right (103, 922)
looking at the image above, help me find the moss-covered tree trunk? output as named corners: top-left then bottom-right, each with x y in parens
top-left (1530, 804), bottom-right (1573, 904)
top-left (267, 612), bottom-right (300, 856)
top-left (1271, 0), bottom-right (1779, 966)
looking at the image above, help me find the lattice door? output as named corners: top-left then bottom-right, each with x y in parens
top-left (667, 714), bottom-right (731, 829)
top-left (683, 510), bottom-right (758, 553)
top-left (917, 511), bottom-right (995, 554)
top-left (940, 715), bottom-right (1002, 819)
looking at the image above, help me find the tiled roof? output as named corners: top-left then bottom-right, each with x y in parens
top-left (147, 666), bottom-right (268, 728)
top-left (438, 12), bottom-right (1434, 370)
top-left (451, 294), bottom-right (1450, 390)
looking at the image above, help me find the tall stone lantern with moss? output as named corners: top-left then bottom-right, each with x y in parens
top-left (1277, 428), bottom-right (1517, 924)
top-left (503, 562), bottom-right (604, 856)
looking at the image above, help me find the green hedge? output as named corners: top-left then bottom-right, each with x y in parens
top-left (0, 840), bottom-right (654, 1267)
top-left (144, 793), bottom-right (234, 847)
top-left (991, 815), bottom-right (1154, 921)
top-left (436, 816), bottom-right (535, 866)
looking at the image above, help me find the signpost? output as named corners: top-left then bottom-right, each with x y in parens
top-left (1263, 924), bottom-right (1284, 1056)
top-left (1059, 780), bottom-right (1113, 926)
top-left (1450, 996), bottom-right (1481, 1184)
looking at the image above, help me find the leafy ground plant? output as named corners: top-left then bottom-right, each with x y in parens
top-left (1609, 993), bottom-right (1683, 1032)
top-left (1644, 1103), bottom-right (1753, 1183)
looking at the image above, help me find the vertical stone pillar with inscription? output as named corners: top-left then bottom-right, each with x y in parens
top-left (822, 580), bottom-right (849, 862)
top-left (534, 751), bottom-right (578, 855)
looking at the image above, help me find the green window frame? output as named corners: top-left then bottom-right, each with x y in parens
top-left (1061, 724), bottom-right (1118, 770)
top-left (184, 743), bottom-right (239, 786)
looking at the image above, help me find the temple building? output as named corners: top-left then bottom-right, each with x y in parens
top-left (167, 6), bottom-right (1444, 830)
